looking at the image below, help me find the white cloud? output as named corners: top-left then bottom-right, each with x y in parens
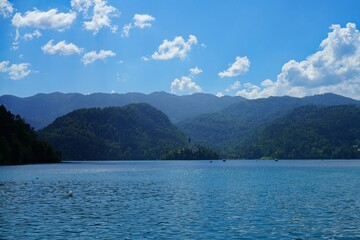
top-left (82, 50), bottom-right (116, 65)
top-left (189, 67), bottom-right (203, 75)
top-left (225, 81), bottom-right (241, 93)
top-left (0, 61), bottom-right (31, 80)
top-left (122, 23), bottom-right (132, 38)
top-left (133, 14), bottom-right (155, 29)
top-left (12, 9), bottom-right (76, 30)
top-left (151, 35), bottom-right (198, 60)
top-left (122, 14), bottom-right (155, 38)
top-left (171, 76), bottom-right (202, 94)
top-left (141, 56), bottom-right (150, 62)
top-left (171, 66), bottom-right (204, 94)
top-left (83, 0), bottom-right (118, 34)
top-left (236, 22), bottom-right (360, 100)
top-left (71, 0), bottom-right (93, 14)
top-left (216, 92), bottom-right (224, 97)
top-left (42, 40), bottom-right (83, 55)
top-left (0, 0), bottom-right (13, 17)
top-left (235, 83), bottom-right (262, 99)
top-left (219, 56), bottom-right (250, 78)
top-left (23, 30), bottom-right (42, 41)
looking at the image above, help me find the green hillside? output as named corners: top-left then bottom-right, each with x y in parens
top-left (0, 105), bottom-right (60, 165)
top-left (38, 104), bottom-right (188, 160)
top-left (237, 105), bottom-right (360, 159)
top-left (177, 93), bottom-right (360, 156)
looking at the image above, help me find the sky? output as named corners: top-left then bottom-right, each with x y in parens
top-left (1, 0), bottom-right (360, 99)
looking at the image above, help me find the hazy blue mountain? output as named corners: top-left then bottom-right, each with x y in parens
top-left (177, 93), bottom-right (360, 156)
top-left (0, 92), bottom-right (245, 129)
top-left (237, 105), bottom-right (360, 159)
top-left (38, 104), bottom-right (187, 160)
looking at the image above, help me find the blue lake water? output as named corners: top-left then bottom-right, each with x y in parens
top-left (1, 160), bottom-right (360, 239)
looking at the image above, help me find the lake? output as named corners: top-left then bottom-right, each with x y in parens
top-left (1, 160), bottom-right (360, 239)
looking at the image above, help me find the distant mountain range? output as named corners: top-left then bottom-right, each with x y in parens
top-left (177, 93), bottom-right (360, 156)
top-left (2, 91), bottom-right (360, 160)
top-left (0, 92), bottom-right (245, 129)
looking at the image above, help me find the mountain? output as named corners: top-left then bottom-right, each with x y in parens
top-left (0, 92), bottom-right (245, 129)
top-left (0, 105), bottom-right (60, 165)
top-left (238, 105), bottom-right (360, 159)
top-left (177, 93), bottom-right (360, 156)
top-left (38, 104), bottom-right (187, 160)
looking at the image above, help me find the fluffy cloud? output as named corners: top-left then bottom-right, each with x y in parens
top-left (171, 67), bottom-right (203, 94)
top-left (42, 40), bottom-right (83, 55)
top-left (23, 30), bottom-right (42, 41)
top-left (171, 76), bottom-right (202, 94)
top-left (133, 14), bottom-right (155, 29)
top-left (225, 81), bottom-right (241, 93)
top-left (82, 0), bottom-right (118, 34)
top-left (151, 35), bottom-right (198, 60)
top-left (12, 9), bottom-right (76, 30)
top-left (236, 23), bottom-right (360, 99)
top-left (189, 67), bottom-right (203, 75)
top-left (122, 14), bottom-right (155, 38)
top-left (0, 61), bottom-right (31, 80)
top-left (0, 0), bottom-right (13, 17)
top-left (219, 56), bottom-right (250, 78)
top-left (71, 0), bottom-right (93, 14)
top-left (82, 50), bottom-right (116, 65)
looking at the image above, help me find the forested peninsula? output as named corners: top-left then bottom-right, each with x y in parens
top-left (0, 105), bottom-right (60, 165)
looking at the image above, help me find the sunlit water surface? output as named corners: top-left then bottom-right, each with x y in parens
top-left (1, 160), bottom-right (360, 239)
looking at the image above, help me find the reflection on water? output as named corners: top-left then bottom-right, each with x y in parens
top-left (1, 160), bottom-right (360, 239)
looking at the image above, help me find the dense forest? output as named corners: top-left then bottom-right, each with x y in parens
top-left (178, 93), bottom-right (360, 156)
top-left (0, 105), bottom-right (60, 165)
top-left (237, 105), bottom-right (360, 159)
top-left (38, 104), bottom-right (188, 160)
top-left (162, 139), bottom-right (219, 160)
top-left (2, 92), bottom-right (360, 162)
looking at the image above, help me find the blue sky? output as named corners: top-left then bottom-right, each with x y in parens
top-left (1, 0), bottom-right (360, 99)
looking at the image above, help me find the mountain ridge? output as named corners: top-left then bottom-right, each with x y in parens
top-left (0, 91), bottom-right (245, 129)
top-left (177, 93), bottom-right (360, 156)
top-left (38, 103), bottom-right (187, 160)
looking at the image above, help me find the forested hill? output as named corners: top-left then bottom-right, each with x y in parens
top-left (38, 104), bottom-right (187, 160)
top-left (0, 105), bottom-right (60, 165)
top-left (0, 92), bottom-right (244, 129)
top-left (177, 93), bottom-right (360, 156)
top-left (238, 105), bottom-right (360, 159)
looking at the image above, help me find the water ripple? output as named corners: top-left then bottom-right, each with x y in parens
top-left (1, 160), bottom-right (360, 239)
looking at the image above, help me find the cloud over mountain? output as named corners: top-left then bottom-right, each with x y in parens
top-left (171, 67), bottom-right (203, 94)
top-left (171, 76), bottom-right (202, 94)
top-left (219, 56), bottom-right (250, 78)
top-left (236, 23), bottom-right (360, 100)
